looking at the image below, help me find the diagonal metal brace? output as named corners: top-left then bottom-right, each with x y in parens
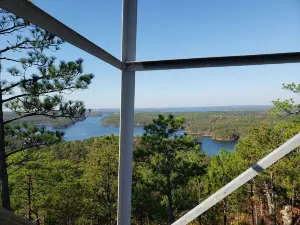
top-left (0, 0), bottom-right (122, 70)
top-left (173, 132), bottom-right (300, 225)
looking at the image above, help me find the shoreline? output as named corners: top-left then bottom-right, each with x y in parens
top-left (101, 123), bottom-right (236, 141)
top-left (187, 133), bottom-right (235, 141)
top-left (35, 116), bottom-right (92, 129)
top-left (36, 124), bottom-right (72, 129)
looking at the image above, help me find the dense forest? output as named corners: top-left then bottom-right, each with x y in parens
top-left (102, 111), bottom-right (295, 140)
top-left (5, 113), bottom-right (300, 225)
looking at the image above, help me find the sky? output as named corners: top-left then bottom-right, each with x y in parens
top-left (2, 0), bottom-right (300, 108)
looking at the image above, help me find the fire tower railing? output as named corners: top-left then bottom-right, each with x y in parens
top-left (1, 0), bottom-right (300, 224)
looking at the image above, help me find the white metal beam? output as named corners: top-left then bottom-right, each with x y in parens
top-left (126, 52), bottom-right (300, 71)
top-left (117, 0), bottom-right (137, 224)
top-left (172, 132), bottom-right (300, 225)
top-left (0, 0), bottom-right (122, 70)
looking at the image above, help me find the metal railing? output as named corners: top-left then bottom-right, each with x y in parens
top-left (173, 133), bottom-right (300, 225)
top-left (1, 0), bottom-right (122, 70)
top-left (1, 0), bottom-right (300, 224)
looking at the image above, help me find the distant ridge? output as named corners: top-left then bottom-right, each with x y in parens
top-left (91, 105), bottom-right (273, 113)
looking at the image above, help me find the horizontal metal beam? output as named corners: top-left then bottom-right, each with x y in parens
top-left (0, 0), bottom-right (122, 70)
top-left (172, 132), bottom-right (300, 225)
top-left (126, 52), bottom-right (300, 71)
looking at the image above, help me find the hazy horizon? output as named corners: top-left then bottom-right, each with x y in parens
top-left (90, 105), bottom-right (273, 112)
top-left (92, 104), bottom-right (272, 109)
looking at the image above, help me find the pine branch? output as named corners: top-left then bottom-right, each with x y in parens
top-left (7, 157), bottom-right (31, 169)
top-left (2, 76), bottom-right (44, 93)
top-left (2, 94), bottom-right (29, 103)
top-left (0, 56), bottom-right (49, 66)
top-left (0, 57), bottom-right (20, 63)
top-left (0, 40), bottom-right (32, 54)
top-left (3, 86), bottom-right (80, 103)
top-left (0, 24), bottom-right (28, 35)
top-left (1, 39), bottom-right (61, 54)
top-left (1, 82), bottom-right (21, 93)
top-left (4, 112), bottom-right (76, 125)
top-left (6, 143), bottom-right (45, 158)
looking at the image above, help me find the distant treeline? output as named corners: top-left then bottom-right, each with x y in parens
top-left (102, 111), bottom-right (295, 140)
top-left (3, 110), bottom-right (103, 128)
top-left (4, 113), bottom-right (77, 128)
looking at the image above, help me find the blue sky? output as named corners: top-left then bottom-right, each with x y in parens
top-left (3, 0), bottom-right (300, 108)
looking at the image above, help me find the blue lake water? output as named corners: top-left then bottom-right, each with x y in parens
top-left (49, 115), bottom-right (236, 156)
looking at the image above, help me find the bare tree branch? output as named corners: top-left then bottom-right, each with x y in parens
top-left (0, 40), bottom-right (32, 54)
top-left (0, 57), bottom-right (20, 63)
top-left (3, 87), bottom-right (77, 103)
top-left (6, 143), bottom-right (45, 158)
top-left (4, 112), bottom-right (75, 125)
top-left (4, 112), bottom-right (37, 124)
top-left (2, 75), bottom-right (45, 93)
top-left (0, 24), bottom-right (28, 35)
top-left (2, 94), bottom-right (29, 103)
top-left (1, 82), bottom-right (21, 93)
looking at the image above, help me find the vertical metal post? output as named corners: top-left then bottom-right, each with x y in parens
top-left (118, 0), bottom-right (137, 224)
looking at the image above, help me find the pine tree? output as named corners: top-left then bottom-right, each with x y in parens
top-left (0, 9), bottom-right (94, 209)
top-left (134, 114), bottom-right (205, 224)
top-left (82, 135), bottom-right (119, 225)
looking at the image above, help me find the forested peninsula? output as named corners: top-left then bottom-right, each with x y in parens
top-left (102, 111), bottom-right (295, 140)
top-left (3, 110), bottom-right (101, 128)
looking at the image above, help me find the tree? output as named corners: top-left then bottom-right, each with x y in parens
top-left (82, 135), bottom-right (119, 225)
top-left (235, 128), bottom-right (268, 225)
top-left (5, 124), bottom-right (64, 158)
top-left (8, 145), bottom-right (86, 225)
top-left (234, 122), bottom-right (300, 225)
top-left (0, 9), bottom-right (94, 210)
top-left (271, 82), bottom-right (300, 117)
top-left (204, 149), bottom-right (245, 225)
top-left (132, 154), bottom-right (167, 224)
top-left (134, 114), bottom-right (206, 224)
top-left (274, 149), bottom-right (300, 224)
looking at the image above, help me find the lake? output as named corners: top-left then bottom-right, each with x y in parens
top-left (50, 115), bottom-right (237, 156)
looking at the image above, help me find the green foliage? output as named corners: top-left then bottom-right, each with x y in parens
top-left (4, 124), bottom-right (64, 158)
top-left (194, 121), bottom-right (300, 225)
top-left (5, 119), bottom-right (300, 225)
top-left (3, 57), bottom-right (94, 122)
top-left (82, 135), bottom-right (119, 225)
top-left (134, 114), bottom-right (206, 223)
top-left (271, 82), bottom-right (300, 117)
top-left (0, 8), bottom-right (94, 150)
top-left (8, 147), bottom-right (85, 223)
top-left (5, 115), bottom-right (207, 225)
top-left (0, 8), bottom-right (94, 209)
top-left (200, 149), bottom-right (246, 224)
top-left (7, 137), bottom-right (92, 224)
top-left (0, 9), bottom-right (63, 54)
